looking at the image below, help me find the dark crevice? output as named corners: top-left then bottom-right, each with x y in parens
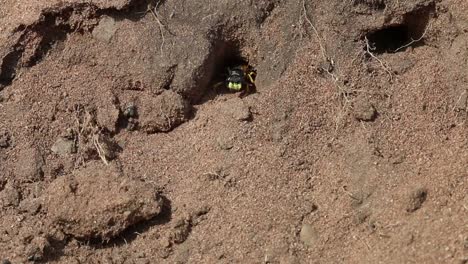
top-left (197, 37), bottom-right (255, 104)
top-left (96, 0), bottom-right (160, 21)
top-left (0, 47), bottom-right (22, 87)
top-left (363, 3), bottom-right (434, 54)
top-left (212, 41), bottom-right (249, 86)
top-left (23, 16), bottom-right (72, 68)
top-left (365, 25), bottom-right (410, 53)
top-left (0, 4), bottom-right (95, 88)
top-left (85, 195), bottom-right (172, 248)
top-left (0, 0), bottom-right (161, 90)
top-left (353, 0), bottom-right (386, 10)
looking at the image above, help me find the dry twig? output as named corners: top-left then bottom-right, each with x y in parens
top-left (93, 134), bottom-right (109, 165)
top-left (73, 105), bottom-right (111, 166)
top-left (341, 186), bottom-right (362, 202)
top-left (201, 12), bottom-right (218, 21)
top-left (452, 89), bottom-right (467, 112)
top-left (359, 237), bottom-right (372, 251)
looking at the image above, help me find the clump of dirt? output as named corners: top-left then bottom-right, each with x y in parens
top-left (25, 237), bottom-right (51, 262)
top-left (169, 217), bottom-right (192, 244)
top-left (353, 97), bottom-right (378, 121)
top-left (96, 90), bottom-right (121, 134)
top-left (168, 206), bottom-right (209, 245)
top-left (406, 187), bottom-right (428, 212)
top-left (139, 90), bottom-right (191, 133)
top-left (0, 183), bottom-right (21, 208)
top-left (0, 130), bottom-right (11, 148)
top-left (15, 147), bottom-right (45, 183)
top-left (42, 161), bottom-right (163, 240)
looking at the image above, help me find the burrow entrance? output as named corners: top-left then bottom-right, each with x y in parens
top-left (364, 5), bottom-right (434, 54)
top-left (201, 39), bottom-right (256, 101)
top-left (213, 41), bottom-right (250, 85)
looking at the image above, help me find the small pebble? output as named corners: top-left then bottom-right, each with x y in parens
top-left (51, 138), bottom-right (76, 155)
top-left (216, 136), bottom-right (234, 150)
top-left (353, 99), bottom-right (377, 121)
top-left (92, 16), bottom-right (117, 43)
top-left (222, 98), bottom-right (252, 121)
top-left (406, 187), bottom-right (428, 212)
top-left (299, 224), bottom-right (317, 247)
top-left (170, 218), bottom-right (191, 244)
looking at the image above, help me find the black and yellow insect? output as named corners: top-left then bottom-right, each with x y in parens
top-left (215, 64), bottom-right (256, 96)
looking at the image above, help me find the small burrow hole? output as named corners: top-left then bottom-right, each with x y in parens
top-left (215, 41), bottom-right (249, 80)
top-left (365, 25), bottom-right (410, 53)
top-left (364, 6), bottom-right (433, 54)
top-left (207, 40), bottom-right (255, 96)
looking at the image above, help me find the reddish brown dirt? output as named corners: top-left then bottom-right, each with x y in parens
top-left (0, 0), bottom-right (467, 263)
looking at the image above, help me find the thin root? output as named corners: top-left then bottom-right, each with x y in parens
top-left (149, 1), bottom-right (166, 56)
top-left (364, 36), bottom-right (393, 80)
top-left (301, 0), bottom-right (327, 61)
top-left (394, 23), bottom-right (431, 53)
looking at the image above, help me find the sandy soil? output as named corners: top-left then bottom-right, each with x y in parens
top-left (0, 0), bottom-right (467, 263)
